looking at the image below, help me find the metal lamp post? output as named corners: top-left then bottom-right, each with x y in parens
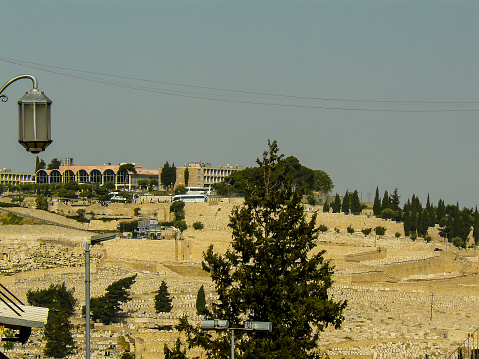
top-left (201, 319), bottom-right (272, 359)
top-left (85, 233), bottom-right (116, 359)
top-left (0, 75), bottom-right (52, 153)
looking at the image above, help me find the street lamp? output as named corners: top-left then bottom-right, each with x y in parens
top-left (201, 319), bottom-right (272, 359)
top-left (0, 75), bottom-right (52, 153)
top-left (85, 233), bottom-right (116, 359)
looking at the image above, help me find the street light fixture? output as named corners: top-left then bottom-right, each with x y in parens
top-left (0, 75), bottom-right (52, 153)
top-left (201, 319), bottom-right (272, 359)
top-left (85, 233), bottom-right (116, 359)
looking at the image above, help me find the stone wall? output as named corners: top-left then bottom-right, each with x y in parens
top-left (381, 252), bottom-right (456, 279)
top-left (346, 248), bottom-right (388, 262)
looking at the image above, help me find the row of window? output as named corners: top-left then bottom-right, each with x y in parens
top-left (0, 174), bottom-right (33, 181)
top-left (203, 176), bottom-right (230, 184)
top-left (203, 169), bottom-right (236, 176)
top-left (36, 169), bottom-right (129, 184)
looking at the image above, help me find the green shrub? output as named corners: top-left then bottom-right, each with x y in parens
top-left (193, 221), bottom-right (204, 230)
top-left (0, 212), bottom-right (23, 225)
top-left (375, 226), bottom-right (386, 236)
top-left (452, 237), bottom-right (466, 248)
top-left (380, 208), bottom-right (399, 220)
top-left (361, 228), bottom-right (372, 236)
top-left (410, 232), bottom-right (418, 241)
top-left (35, 195), bottom-right (48, 211)
top-left (174, 185), bottom-right (188, 195)
top-left (174, 220), bottom-right (187, 232)
top-left (395, 232), bottom-right (401, 239)
top-left (318, 224), bottom-right (328, 233)
top-left (119, 220), bottom-right (139, 232)
top-left (347, 226), bottom-right (355, 234)
top-left (120, 352), bottom-right (135, 359)
top-left (66, 215), bottom-right (90, 223)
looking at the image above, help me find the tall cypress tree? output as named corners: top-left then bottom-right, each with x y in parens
top-left (195, 285), bottom-right (206, 315)
top-left (381, 190), bottom-right (390, 211)
top-left (373, 186), bottom-right (381, 216)
top-left (331, 193), bottom-right (342, 213)
top-left (417, 209), bottom-right (424, 237)
top-left (350, 190), bottom-right (361, 214)
top-left (342, 190), bottom-right (350, 214)
top-left (184, 167), bottom-right (189, 187)
top-left (422, 210), bottom-right (430, 237)
top-left (453, 204), bottom-right (464, 243)
top-left (473, 207), bottom-right (479, 245)
top-left (436, 199), bottom-right (446, 224)
top-left (403, 210), bottom-right (411, 237)
top-left (425, 194), bottom-right (436, 227)
top-left (410, 208), bottom-right (418, 235)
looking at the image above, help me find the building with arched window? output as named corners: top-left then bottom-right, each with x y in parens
top-left (35, 164), bottom-right (158, 190)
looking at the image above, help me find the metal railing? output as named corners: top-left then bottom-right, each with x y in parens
top-left (446, 327), bottom-right (479, 358)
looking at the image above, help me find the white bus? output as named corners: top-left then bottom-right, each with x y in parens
top-left (186, 187), bottom-right (212, 195)
top-left (172, 194), bottom-right (208, 203)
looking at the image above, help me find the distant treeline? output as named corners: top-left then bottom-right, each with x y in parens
top-left (329, 186), bottom-right (478, 249)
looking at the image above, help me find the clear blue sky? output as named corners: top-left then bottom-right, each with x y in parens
top-left (1, 1), bottom-right (478, 208)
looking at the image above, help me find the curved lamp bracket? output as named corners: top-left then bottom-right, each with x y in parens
top-left (0, 75), bottom-right (38, 103)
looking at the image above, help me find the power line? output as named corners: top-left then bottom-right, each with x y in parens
top-left (1, 56), bottom-right (478, 112)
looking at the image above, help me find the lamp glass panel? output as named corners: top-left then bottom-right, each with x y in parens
top-left (19, 103), bottom-right (34, 140)
top-left (34, 103), bottom-right (50, 140)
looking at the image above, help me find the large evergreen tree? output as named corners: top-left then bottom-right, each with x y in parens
top-left (176, 140), bottom-right (346, 359)
top-left (46, 158), bottom-right (61, 170)
top-left (390, 188), bottom-right (402, 221)
top-left (27, 283), bottom-right (76, 358)
top-left (118, 163), bottom-right (137, 174)
top-left (164, 339), bottom-right (188, 359)
top-left (390, 188), bottom-right (400, 211)
top-left (90, 275), bottom-right (136, 324)
top-left (155, 281), bottom-right (173, 313)
top-left (161, 161), bottom-right (177, 190)
top-left (218, 160), bottom-right (331, 196)
top-left (312, 170), bottom-right (334, 194)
